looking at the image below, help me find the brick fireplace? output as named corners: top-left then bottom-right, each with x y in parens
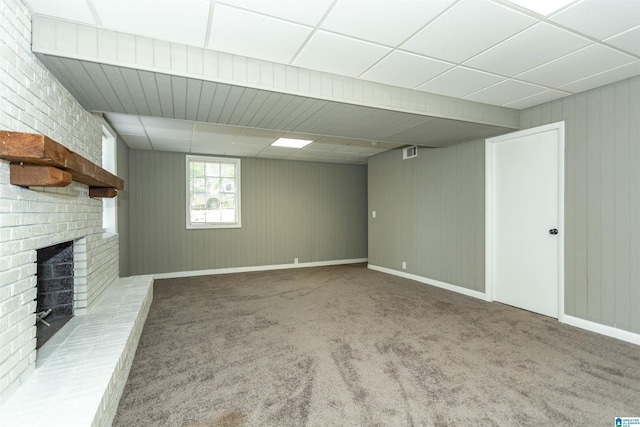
top-left (0, 175), bottom-right (120, 402)
top-left (0, 0), bottom-right (121, 404)
top-left (0, 1), bottom-right (154, 425)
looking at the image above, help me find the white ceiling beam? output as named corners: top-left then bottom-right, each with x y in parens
top-left (31, 15), bottom-right (520, 130)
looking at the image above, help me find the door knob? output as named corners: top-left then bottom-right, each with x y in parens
top-left (549, 228), bottom-right (558, 235)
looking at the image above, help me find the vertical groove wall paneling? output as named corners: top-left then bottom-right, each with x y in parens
top-left (573, 92), bottom-right (589, 319)
top-left (628, 78), bottom-right (640, 332)
top-left (127, 152), bottom-right (368, 275)
top-left (368, 76), bottom-right (638, 335)
top-left (368, 140), bottom-right (485, 292)
top-left (473, 140), bottom-right (485, 292)
top-left (599, 86), bottom-right (615, 326)
top-left (519, 76), bottom-right (640, 334)
top-left (586, 88), bottom-right (603, 323)
top-left (117, 138), bottom-right (130, 277)
top-left (613, 79), bottom-right (630, 331)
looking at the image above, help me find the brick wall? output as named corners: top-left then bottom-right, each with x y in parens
top-left (0, 0), bottom-right (120, 403)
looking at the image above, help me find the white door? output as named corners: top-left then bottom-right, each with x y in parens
top-left (486, 122), bottom-right (564, 318)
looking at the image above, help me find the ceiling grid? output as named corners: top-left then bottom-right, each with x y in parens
top-left (23, 0), bottom-right (640, 163)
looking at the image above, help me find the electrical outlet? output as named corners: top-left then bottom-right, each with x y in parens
top-left (294, 257), bottom-right (298, 264)
top-left (402, 261), bottom-right (406, 270)
top-left (372, 210), bottom-right (376, 218)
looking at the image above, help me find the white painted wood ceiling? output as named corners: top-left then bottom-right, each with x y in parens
top-left (23, 0), bottom-right (640, 163)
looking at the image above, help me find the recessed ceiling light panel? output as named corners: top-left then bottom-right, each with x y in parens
top-left (271, 138), bottom-right (313, 148)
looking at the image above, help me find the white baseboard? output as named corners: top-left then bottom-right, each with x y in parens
top-left (153, 258), bottom-right (368, 279)
top-left (367, 264), bottom-right (487, 301)
top-left (561, 315), bottom-right (640, 346)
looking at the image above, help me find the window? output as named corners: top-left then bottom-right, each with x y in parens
top-left (101, 123), bottom-right (117, 234)
top-left (186, 155), bottom-right (241, 229)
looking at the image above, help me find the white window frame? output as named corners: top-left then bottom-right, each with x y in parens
top-left (101, 123), bottom-right (117, 235)
top-left (186, 155), bottom-right (241, 229)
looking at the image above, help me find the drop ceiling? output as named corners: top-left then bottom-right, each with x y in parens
top-left (23, 0), bottom-right (640, 163)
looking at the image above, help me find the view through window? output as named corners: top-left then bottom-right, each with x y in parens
top-left (186, 155), bottom-right (241, 228)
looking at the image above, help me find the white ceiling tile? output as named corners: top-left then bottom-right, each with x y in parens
top-left (232, 128), bottom-right (282, 145)
top-left (605, 25), bottom-right (640, 57)
top-left (258, 152), bottom-right (290, 159)
top-left (104, 114), bottom-right (146, 134)
top-left (306, 142), bottom-right (341, 151)
top-left (504, 0), bottom-right (577, 16)
top-left (321, 0), bottom-right (456, 46)
top-left (193, 121), bottom-right (240, 134)
top-left (293, 31), bottom-right (391, 77)
top-left (216, 0), bottom-right (334, 26)
top-left (192, 122), bottom-right (241, 143)
top-left (503, 89), bottom-right (571, 109)
top-left (233, 135), bottom-right (279, 146)
top-left (24, 0), bottom-right (96, 24)
top-left (316, 151), bottom-right (346, 162)
top-left (191, 136), bottom-right (233, 155)
top-left (208, 5), bottom-right (312, 64)
top-left (401, 0), bottom-right (536, 63)
top-left (191, 139), bottom-right (233, 149)
top-left (313, 136), bottom-right (355, 144)
top-left (333, 145), bottom-right (373, 154)
top-left (360, 51), bottom-right (453, 89)
top-left (549, 0), bottom-right (640, 40)
top-left (355, 147), bottom-right (389, 155)
top-left (192, 131), bottom-right (237, 144)
top-left (349, 140), bottom-right (400, 149)
top-left (323, 152), bottom-right (367, 160)
top-left (139, 117), bottom-right (191, 128)
top-left (109, 123), bottom-right (146, 136)
top-left (291, 150), bottom-right (332, 158)
top-left (149, 137), bottom-right (191, 152)
top-left (516, 44), bottom-right (636, 87)
top-left (119, 134), bottom-right (152, 150)
top-left (464, 23), bottom-right (591, 77)
top-left (104, 113), bottom-right (141, 125)
top-left (287, 153), bottom-right (325, 161)
top-left (280, 132), bottom-right (320, 141)
top-left (241, 128), bottom-right (284, 137)
top-left (225, 143), bottom-right (265, 156)
top-left (190, 144), bottom-right (230, 155)
top-left (344, 139), bottom-right (375, 148)
top-left (141, 117), bottom-right (194, 138)
top-left (463, 79), bottom-right (547, 105)
top-left (92, 0), bottom-right (210, 46)
top-left (259, 146), bottom-right (298, 155)
top-left (417, 66), bottom-right (504, 98)
top-left (558, 61), bottom-right (640, 93)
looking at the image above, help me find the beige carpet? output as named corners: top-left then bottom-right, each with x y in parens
top-left (114, 264), bottom-right (640, 426)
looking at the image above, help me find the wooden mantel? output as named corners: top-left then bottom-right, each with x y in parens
top-left (0, 131), bottom-right (124, 198)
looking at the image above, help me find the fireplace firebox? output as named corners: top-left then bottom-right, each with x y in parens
top-left (35, 241), bottom-right (74, 349)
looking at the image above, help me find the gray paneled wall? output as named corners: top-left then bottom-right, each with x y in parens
top-left (368, 76), bottom-right (639, 335)
top-left (127, 151), bottom-right (367, 275)
top-left (520, 76), bottom-right (640, 334)
top-left (368, 140), bottom-right (485, 292)
top-left (117, 137), bottom-right (130, 277)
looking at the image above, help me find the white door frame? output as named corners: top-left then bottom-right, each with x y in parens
top-left (485, 121), bottom-right (565, 320)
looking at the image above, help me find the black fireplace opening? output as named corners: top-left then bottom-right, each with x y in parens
top-left (36, 241), bottom-right (74, 349)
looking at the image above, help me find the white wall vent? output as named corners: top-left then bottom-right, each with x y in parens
top-left (403, 146), bottom-right (417, 160)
